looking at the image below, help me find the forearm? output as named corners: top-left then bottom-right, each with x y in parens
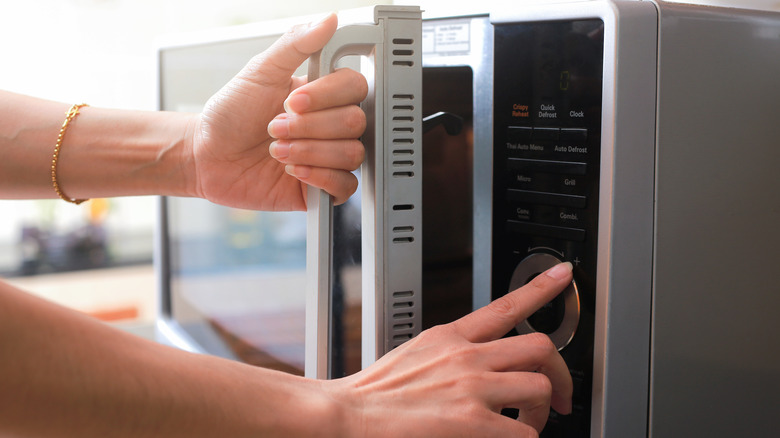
top-left (0, 91), bottom-right (196, 200)
top-left (0, 280), bottom-right (344, 437)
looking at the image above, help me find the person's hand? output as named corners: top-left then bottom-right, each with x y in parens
top-left (328, 262), bottom-right (575, 438)
top-left (188, 14), bottom-right (367, 211)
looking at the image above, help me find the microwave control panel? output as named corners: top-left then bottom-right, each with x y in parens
top-left (492, 19), bottom-right (604, 437)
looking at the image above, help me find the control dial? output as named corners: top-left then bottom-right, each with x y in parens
top-left (509, 252), bottom-right (580, 350)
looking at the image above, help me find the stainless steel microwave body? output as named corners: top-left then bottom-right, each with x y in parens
top-left (483, 1), bottom-right (780, 436)
top-left (156, 2), bottom-right (780, 437)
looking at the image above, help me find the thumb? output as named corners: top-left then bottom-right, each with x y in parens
top-left (248, 13), bottom-right (338, 86)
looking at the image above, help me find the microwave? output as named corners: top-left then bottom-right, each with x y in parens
top-left (155, 2), bottom-right (780, 436)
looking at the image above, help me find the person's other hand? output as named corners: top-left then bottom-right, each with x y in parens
top-left (189, 14), bottom-right (367, 211)
top-left (328, 262), bottom-right (575, 438)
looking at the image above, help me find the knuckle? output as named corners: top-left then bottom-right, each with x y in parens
top-left (337, 68), bottom-right (369, 99)
top-left (355, 76), bottom-right (369, 100)
top-left (323, 169), bottom-right (339, 190)
top-left (460, 400), bottom-right (487, 419)
top-left (343, 106), bottom-right (367, 135)
top-left (485, 295), bottom-right (521, 325)
top-left (520, 425), bottom-right (540, 438)
top-left (521, 373), bottom-right (554, 405)
top-left (438, 340), bottom-right (469, 362)
top-left (344, 173), bottom-right (359, 197)
top-left (287, 141), bottom-right (307, 161)
top-left (344, 140), bottom-right (366, 168)
top-left (486, 296), bottom-right (515, 317)
top-left (454, 373), bottom-right (481, 393)
top-left (532, 373), bottom-right (554, 396)
top-left (417, 325), bottom-right (473, 357)
top-left (524, 332), bottom-right (556, 353)
top-left (527, 274), bottom-right (552, 292)
top-left (422, 323), bottom-right (453, 340)
top-left (331, 171), bottom-right (358, 205)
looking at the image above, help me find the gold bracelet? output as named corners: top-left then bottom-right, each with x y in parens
top-left (51, 103), bottom-right (89, 205)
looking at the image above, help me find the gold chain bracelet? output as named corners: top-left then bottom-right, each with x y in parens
top-left (51, 103), bottom-right (89, 205)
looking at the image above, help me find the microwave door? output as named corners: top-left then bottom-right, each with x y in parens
top-left (305, 6), bottom-right (423, 380)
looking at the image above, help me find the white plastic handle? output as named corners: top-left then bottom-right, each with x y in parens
top-left (305, 5), bottom-right (422, 379)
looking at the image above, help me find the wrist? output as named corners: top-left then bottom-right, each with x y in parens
top-left (272, 375), bottom-right (355, 438)
top-left (161, 111), bottom-right (199, 199)
top-left (318, 377), bottom-right (365, 438)
top-left (53, 107), bottom-right (198, 199)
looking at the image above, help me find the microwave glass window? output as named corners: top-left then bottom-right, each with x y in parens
top-left (167, 197), bottom-right (308, 375)
top-left (421, 66), bottom-right (475, 329)
top-left (329, 192), bottom-right (363, 378)
top-left (160, 32), bottom-right (333, 377)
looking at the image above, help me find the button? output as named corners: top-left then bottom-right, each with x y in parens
top-left (532, 127), bottom-right (560, 141)
top-left (507, 126), bottom-right (532, 143)
top-left (508, 205), bottom-right (532, 221)
top-left (506, 170), bottom-right (585, 196)
top-left (505, 127), bottom-right (534, 156)
top-left (560, 128), bottom-right (587, 143)
top-left (507, 252), bottom-right (581, 350)
top-left (565, 108), bottom-right (587, 123)
top-left (507, 158), bottom-right (587, 175)
top-left (506, 220), bottom-right (586, 242)
top-left (507, 170), bottom-right (534, 188)
top-left (555, 128), bottom-right (590, 156)
top-left (571, 375), bottom-right (589, 403)
top-left (537, 102), bottom-right (561, 121)
top-left (506, 203), bottom-right (586, 228)
top-left (527, 293), bottom-right (566, 333)
top-left (507, 189), bottom-right (587, 209)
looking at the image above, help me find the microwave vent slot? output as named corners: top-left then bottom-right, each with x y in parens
top-left (391, 39), bottom-right (415, 67)
top-left (390, 289), bottom-right (417, 348)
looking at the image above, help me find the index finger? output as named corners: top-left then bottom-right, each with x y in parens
top-left (451, 262), bottom-right (573, 343)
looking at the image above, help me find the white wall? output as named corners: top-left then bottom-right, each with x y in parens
top-left (0, 0), bottom-right (385, 110)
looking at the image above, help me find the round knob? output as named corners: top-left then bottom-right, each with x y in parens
top-left (508, 253), bottom-right (580, 350)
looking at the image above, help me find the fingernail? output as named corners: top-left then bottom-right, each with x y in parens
top-left (269, 141), bottom-right (291, 159)
top-left (545, 262), bottom-right (573, 280)
top-left (284, 93), bottom-right (310, 114)
top-left (285, 164), bottom-right (311, 179)
top-left (268, 114), bottom-right (290, 138)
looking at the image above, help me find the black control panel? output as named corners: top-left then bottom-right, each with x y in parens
top-left (492, 19), bottom-right (604, 437)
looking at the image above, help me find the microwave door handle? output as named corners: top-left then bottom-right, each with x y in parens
top-left (304, 22), bottom-right (380, 381)
top-left (305, 6), bottom-right (422, 380)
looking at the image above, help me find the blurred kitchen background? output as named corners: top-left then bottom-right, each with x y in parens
top-left (0, 0), bottom-right (776, 336)
top-left (0, 0), bottom-right (391, 335)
